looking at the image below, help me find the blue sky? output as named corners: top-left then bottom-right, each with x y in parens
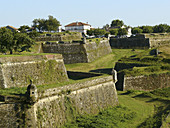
top-left (0, 0), bottom-right (170, 28)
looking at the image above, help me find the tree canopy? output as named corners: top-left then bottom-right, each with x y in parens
top-left (141, 26), bottom-right (153, 33)
top-left (87, 29), bottom-right (106, 37)
top-left (109, 29), bottom-right (118, 36)
top-left (153, 24), bottom-right (169, 33)
top-left (132, 28), bottom-right (143, 34)
top-left (32, 15), bottom-right (60, 32)
top-left (0, 27), bottom-right (35, 54)
top-left (117, 28), bottom-right (128, 36)
top-left (111, 19), bottom-right (124, 27)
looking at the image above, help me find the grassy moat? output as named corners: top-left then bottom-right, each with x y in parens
top-left (0, 43), bottom-right (170, 127)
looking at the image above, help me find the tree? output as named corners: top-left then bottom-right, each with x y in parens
top-left (153, 24), bottom-right (169, 33)
top-left (87, 29), bottom-right (106, 37)
top-left (109, 29), bottom-right (118, 36)
top-left (93, 29), bottom-right (106, 37)
top-left (103, 24), bottom-right (110, 31)
top-left (132, 27), bottom-right (143, 34)
top-left (13, 33), bottom-right (35, 52)
top-left (0, 27), bottom-right (14, 54)
top-left (0, 27), bottom-right (35, 54)
top-left (117, 28), bottom-right (127, 36)
top-left (18, 25), bottom-right (30, 33)
top-left (27, 30), bottom-right (40, 38)
top-left (87, 29), bottom-right (94, 36)
top-left (111, 19), bottom-right (124, 27)
top-left (141, 26), bottom-right (153, 33)
top-left (32, 15), bottom-right (60, 32)
top-left (45, 15), bottom-right (60, 32)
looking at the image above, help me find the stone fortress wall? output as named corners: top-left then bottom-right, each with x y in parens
top-left (109, 37), bottom-right (150, 49)
top-left (109, 34), bottom-right (170, 49)
top-left (116, 72), bottom-right (170, 91)
top-left (0, 76), bottom-right (118, 128)
top-left (0, 54), bottom-right (68, 88)
top-left (35, 32), bottom-right (82, 42)
top-left (42, 39), bottom-right (112, 64)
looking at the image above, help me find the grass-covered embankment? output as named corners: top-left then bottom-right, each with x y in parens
top-left (63, 87), bottom-right (170, 128)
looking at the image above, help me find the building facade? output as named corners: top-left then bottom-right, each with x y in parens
top-left (65, 22), bottom-right (91, 34)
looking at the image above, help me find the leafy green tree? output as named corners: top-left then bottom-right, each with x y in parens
top-left (105, 32), bottom-right (110, 38)
top-left (109, 29), bottom-right (118, 35)
top-left (18, 25), bottom-right (30, 33)
top-left (27, 30), bottom-right (40, 38)
top-left (103, 24), bottom-right (110, 31)
top-left (87, 29), bottom-right (106, 37)
top-left (87, 29), bottom-right (94, 36)
top-left (32, 15), bottom-right (60, 32)
top-left (111, 19), bottom-right (124, 27)
top-left (13, 33), bottom-right (35, 52)
top-left (117, 28), bottom-right (127, 36)
top-left (0, 27), bottom-right (14, 54)
top-left (141, 26), bottom-right (153, 33)
top-left (32, 18), bottom-right (46, 32)
top-left (32, 19), bottom-right (39, 31)
top-left (0, 27), bottom-right (35, 54)
top-left (153, 24), bottom-right (169, 33)
top-left (132, 27), bottom-right (143, 34)
top-left (93, 29), bottom-right (106, 37)
top-left (45, 15), bottom-right (60, 32)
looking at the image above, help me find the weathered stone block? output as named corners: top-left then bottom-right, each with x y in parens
top-left (42, 39), bottom-right (112, 64)
top-left (0, 54), bottom-right (68, 88)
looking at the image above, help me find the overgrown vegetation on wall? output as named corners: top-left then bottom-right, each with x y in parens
top-left (63, 87), bottom-right (170, 128)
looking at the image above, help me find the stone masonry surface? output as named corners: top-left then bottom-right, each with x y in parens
top-left (0, 76), bottom-right (118, 127)
top-left (0, 54), bottom-right (68, 88)
top-left (42, 39), bottom-right (112, 64)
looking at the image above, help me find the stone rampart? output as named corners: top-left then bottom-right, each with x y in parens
top-left (35, 32), bottom-right (82, 41)
top-left (109, 37), bottom-right (150, 49)
top-left (0, 54), bottom-right (68, 88)
top-left (114, 62), bottom-right (150, 71)
top-left (85, 40), bottom-right (112, 62)
top-left (42, 39), bottom-right (112, 64)
top-left (118, 73), bottom-right (170, 91)
top-left (42, 43), bottom-right (88, 64)
top-left (0, 76), bottom-right (118, 127)
top-left (149, 38), bottom-right (170, 48)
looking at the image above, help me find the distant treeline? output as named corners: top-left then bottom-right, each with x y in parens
top-left (132, 24), bottom-right (170, 34)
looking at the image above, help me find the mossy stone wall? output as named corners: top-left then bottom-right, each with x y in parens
top-left (85, 40), bottom-right (112, 62)
top-left (35, 76), bottom-right (118, 127)
top-left (109, 37), bottom-right (150, 49)
top-left (42, 39), bottom-right (112, 64)
top-left (35, 32), bottom-right (82, 41)
top-left (149, 38), bottom-right (170, 48)
top-left (123, 73), bottom-right (170, 91)
top-left (0, 76), bottom-right (118, 128)
top-left (0, 55), bottom-right (68, 88)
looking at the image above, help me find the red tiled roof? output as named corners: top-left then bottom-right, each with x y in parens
top-left (6, 25), bottom-right (18, 30)
top-left (65, 22), bottom-right (91, 27)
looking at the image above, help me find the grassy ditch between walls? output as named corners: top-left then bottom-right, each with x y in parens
top-left (63, 87), bottom-right (170, 128)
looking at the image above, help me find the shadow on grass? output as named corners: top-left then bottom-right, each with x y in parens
top-left (89, 68), bottom-right (113, 75)
top-left (137, 105), bottom-right (170, 128)
top-left (67, 71), bottom-right (102, 80)
top-left (121, 90), bottom-right (170, 128)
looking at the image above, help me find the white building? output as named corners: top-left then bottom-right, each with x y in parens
top-left (65, 22), bottom-right (91, 34)
top-left (57, 25), bottom-right (62, 32)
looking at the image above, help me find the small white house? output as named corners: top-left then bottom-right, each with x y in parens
top-left (65, 22), bottom-right (91, 34)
